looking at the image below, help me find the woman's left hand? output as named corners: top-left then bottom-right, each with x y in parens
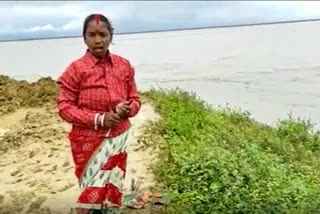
top-left (116, 101), bottom-right (132, 118)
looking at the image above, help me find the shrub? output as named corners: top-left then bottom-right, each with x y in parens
top-left (143, 88), bottom-right (319, 214)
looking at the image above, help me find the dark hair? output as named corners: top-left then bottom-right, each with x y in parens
top-left (82, 14), bottom-right (114, 40)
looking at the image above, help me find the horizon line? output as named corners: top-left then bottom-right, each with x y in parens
top-left (1, 18), bottom-right (320, 43)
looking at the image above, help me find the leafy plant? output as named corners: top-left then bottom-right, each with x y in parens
top-left (142, 88), bottom-right (320, 214)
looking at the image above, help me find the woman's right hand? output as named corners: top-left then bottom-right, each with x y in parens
top-left (103, 113), bottom-right (121, 129)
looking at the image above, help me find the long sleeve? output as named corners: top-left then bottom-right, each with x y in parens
top-left (57, 63), bottom-right (96, 128)
top-left (127, 65), bottom-right (141, 118)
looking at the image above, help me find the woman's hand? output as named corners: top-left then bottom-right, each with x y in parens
top-left (103, 113), bottom-right (121, 128)
top-left (116, 101), bottom-right (132, 119)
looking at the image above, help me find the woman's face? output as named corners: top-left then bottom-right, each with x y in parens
top-left (84, 20), bottom-right (112, 58)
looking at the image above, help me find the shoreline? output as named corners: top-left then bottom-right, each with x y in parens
top-left (1, 19), bottom-right (319, 130)
top-left (0, 76), bottom-right (319, 213)
top-left (0, 74), bottom-right (319, 131)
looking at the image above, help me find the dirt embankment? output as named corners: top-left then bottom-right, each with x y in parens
top-left (0, 75), bottom-right (160, 214)
top-left (0, 75), bottom-right (57, 117)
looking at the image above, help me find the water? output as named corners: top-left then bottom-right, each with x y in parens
top-left (1, 21), bottom-right (320, 128)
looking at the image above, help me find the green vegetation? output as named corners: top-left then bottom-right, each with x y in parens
top-left (142, 88), bottom-right (319, 214)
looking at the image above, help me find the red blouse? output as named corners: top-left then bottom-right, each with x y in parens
top-left (57, 50), bottom-right (141, 138)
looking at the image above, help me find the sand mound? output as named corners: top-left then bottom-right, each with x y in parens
top-left (0, 75), bottom-right (57, 117)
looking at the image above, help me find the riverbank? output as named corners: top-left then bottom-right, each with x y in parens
top-left (0, 76), bottom-right (319, 213)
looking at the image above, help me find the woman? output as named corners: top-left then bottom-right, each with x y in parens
top-left (57, 14), bottom-right (141, 214)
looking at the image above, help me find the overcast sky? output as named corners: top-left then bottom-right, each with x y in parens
top-left (1, 1), bottom-right (320, 40)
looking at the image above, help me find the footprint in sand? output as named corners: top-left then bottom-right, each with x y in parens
top-left (45, 165), bottom-right (58, 174)
top-left (48, 150), bottom-right (54, 158)
top-left (62, 159), bottom-right (70, 167)
top-left (11, 178), bottom-right (23, 184)
top-left (10, 170), bottom-right (19, 177)
top-left (32, 167), bottom-right (44, 173)
top-left (63, 166), bottom-right (73, 173)
top-left (57, 182), bottom-right (75, 192)
top-left (27, 180), bottom-right (37, 188)
top-left (28, 150), bottom-right (37, 158)
top-left (44, 139), bottom-right (53, 144)
top-left (45, 164), bottom-right (58, 174)
top-left (37, 182), bottom-right (49, 190)
top-left (42, 163), bottom-right (51, 167)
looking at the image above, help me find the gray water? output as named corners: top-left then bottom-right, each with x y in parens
top-left (1, 21), bottom-right (319, 128)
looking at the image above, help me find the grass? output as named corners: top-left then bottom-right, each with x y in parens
top-left (141, 88), bottom-right (319, 214)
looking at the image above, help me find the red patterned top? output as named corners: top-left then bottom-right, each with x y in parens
top-left (57, 50), bottom-right (141, 138)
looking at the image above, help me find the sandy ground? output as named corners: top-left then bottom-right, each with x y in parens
top-left (0, 103), bottom-right (160, 214)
